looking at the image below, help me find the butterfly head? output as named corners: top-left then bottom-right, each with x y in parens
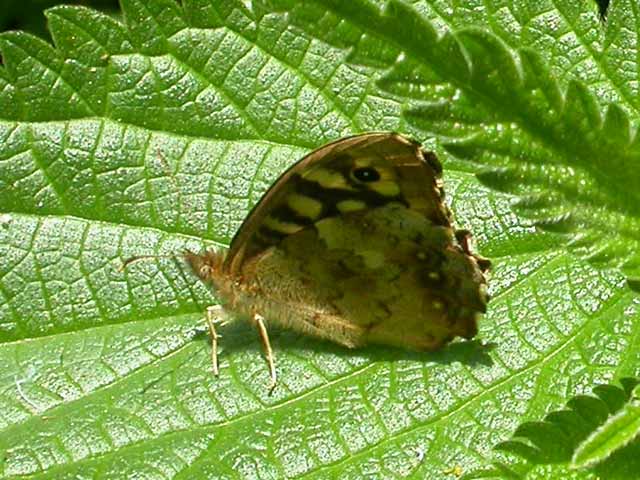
top-left (183, 249), bottom-right (228, 288)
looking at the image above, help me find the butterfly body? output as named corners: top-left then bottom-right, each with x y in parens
top-left (183, 133), bottom-right (489, 386)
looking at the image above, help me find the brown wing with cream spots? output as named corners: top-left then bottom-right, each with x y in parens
top-left (225, 133), bottom-right (451, 275)
top-left (248, 202), bottom-right (489, 351)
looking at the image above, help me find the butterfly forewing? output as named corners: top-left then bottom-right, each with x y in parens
top-left (225, 133), bottom-right (452, 275)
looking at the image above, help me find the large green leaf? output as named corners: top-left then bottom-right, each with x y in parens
top-left (491, 378), bottom-right (640, 479)
top-left (1, 1), bottom-right (639, 479)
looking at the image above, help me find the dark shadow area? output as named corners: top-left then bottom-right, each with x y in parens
top-left (597, 0), bottom-right (610, 20)
top-left (192, 318), bottom-right (496, 369)
top-left (0, 0), bottom-right (119, 41)
top-left (596, 437), bottom-right (640, 480)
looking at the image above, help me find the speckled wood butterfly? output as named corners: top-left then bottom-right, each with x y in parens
top-left (178, 132), bottom-right (490, 391)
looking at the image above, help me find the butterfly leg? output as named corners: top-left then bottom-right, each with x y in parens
top-left (205, 305), bottom-right (225, 376)
top-left (253, 312), bottom-right (277, 393)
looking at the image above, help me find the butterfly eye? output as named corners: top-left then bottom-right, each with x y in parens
top-left (351, 166), bottom-right (381, 183)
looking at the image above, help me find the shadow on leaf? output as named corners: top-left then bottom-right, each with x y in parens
top-left (194, 320), bottom-right (495, 368)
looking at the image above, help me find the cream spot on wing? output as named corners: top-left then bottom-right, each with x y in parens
top-left (428, 271), bottom-right (440, 281)
top-left (360, 250), bottom-right (385, 269)
top-left (432, 300), bottom-right (444, 310)
top-left (287, 193), bottom-right (323, 219)
top-left (369, 180), bottom-right (400, 196)
top-left (353, 157), bottom-right (373, 168)
top-left (393, 133), bottom-right (414, 146)
top-left (337, 199), bottom-right (367, 213)
top-left (305, 168), bottom-right (353, 190)
top-left (479, 283), bottom-right (489, 300)
top-left (374, 167), bottom-right (395, 181)
top-left (264, 216), bottom-right (304, 234)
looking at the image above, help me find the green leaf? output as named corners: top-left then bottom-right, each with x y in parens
top-left (1, 1), bottom-right (640, 479)
top-left (571, 384), bottom-right (640, 469)
top-left (492, 379), bottom-right (640, 479)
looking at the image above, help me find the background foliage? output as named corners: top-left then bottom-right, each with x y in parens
top-left (0, 0), bottom-right (638, 479)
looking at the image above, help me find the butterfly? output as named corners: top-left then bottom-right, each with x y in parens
top-left (178, 133), bottom-right (490, 391)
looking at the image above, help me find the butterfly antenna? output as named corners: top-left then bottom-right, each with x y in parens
top-left (119, 149), bottom-right (197, 273)
top-left (118, 254), bottom-right (183, 272)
